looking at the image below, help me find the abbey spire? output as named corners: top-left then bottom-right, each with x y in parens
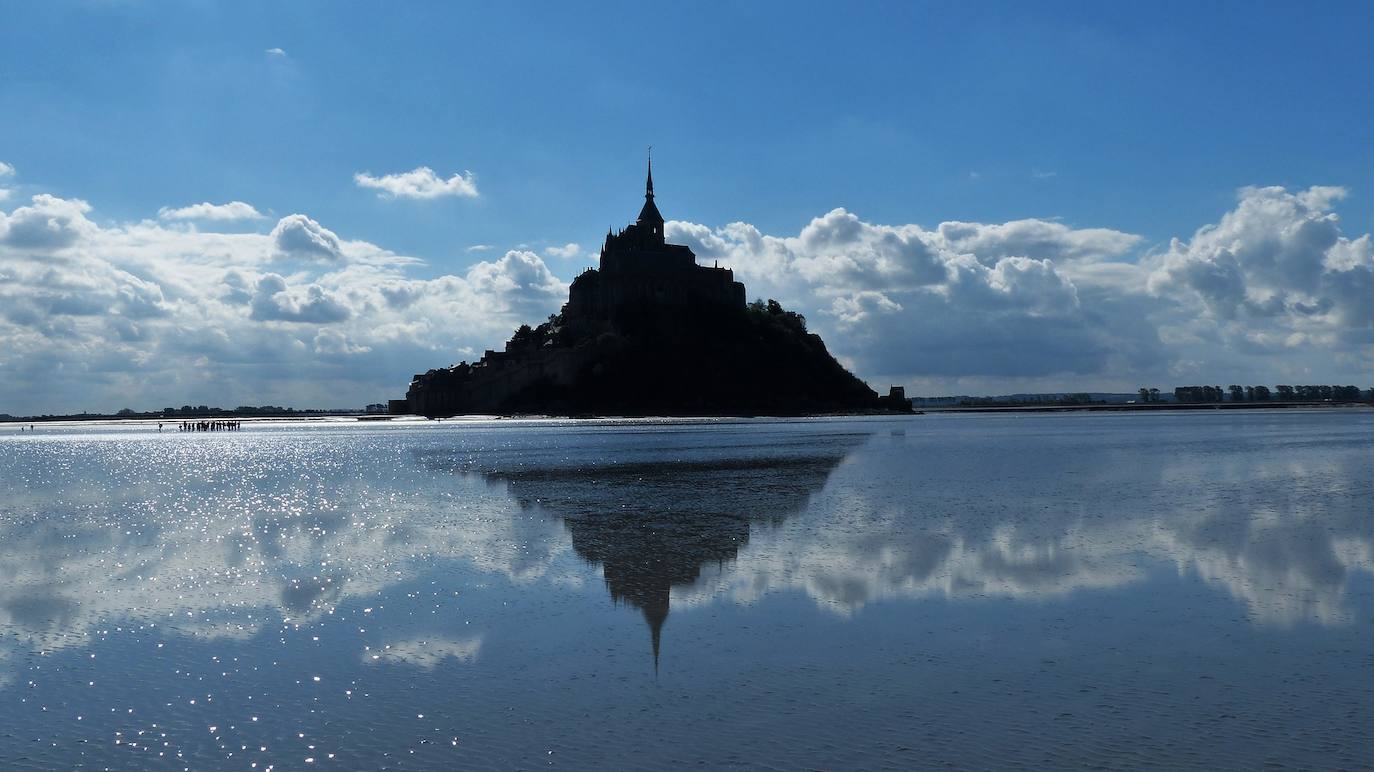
top-left (636, 150), bottom-right (664, 239)
top-left (646, 149), bottom-right (655, 197)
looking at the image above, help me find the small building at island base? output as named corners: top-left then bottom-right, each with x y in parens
top-left (402, 159), bottom-right (890, 417)
top-left (877, 386), bottom-right (909, 410)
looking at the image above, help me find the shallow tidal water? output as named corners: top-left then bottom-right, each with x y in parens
top-left (1, 410), bottom-right (1373, 770)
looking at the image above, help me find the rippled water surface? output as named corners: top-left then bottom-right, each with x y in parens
top-left (2, 411), bottom-right (1373, 769)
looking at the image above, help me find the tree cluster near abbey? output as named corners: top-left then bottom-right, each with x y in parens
top-left (399, 163), bottom-right (904, 417)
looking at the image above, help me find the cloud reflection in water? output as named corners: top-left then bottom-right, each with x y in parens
top-left (0, 414), bottom-right (1372, 680)
top-left (675, 418), bottom-right (1374, 628)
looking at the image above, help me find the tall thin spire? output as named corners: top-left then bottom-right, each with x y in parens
top-left (635, 146), bottom-right (665, 235)
top-left (645, 146), bottom-right (654, 199)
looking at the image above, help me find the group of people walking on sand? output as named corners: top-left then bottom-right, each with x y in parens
top-left (177, 419), bottom-right (242, 432)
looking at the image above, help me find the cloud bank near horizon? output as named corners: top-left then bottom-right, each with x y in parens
top-left (672, 184), bottom-right (1374, 394)
top-left (1, 179), bottom-right (1373, 414)
top-left (0, 192), bottom-right (565, 413)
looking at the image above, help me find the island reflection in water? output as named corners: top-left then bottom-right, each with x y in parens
top-left (445, 433), bottom-right (866, 665)
top-left (1, 413), bottom-right (1374, 768)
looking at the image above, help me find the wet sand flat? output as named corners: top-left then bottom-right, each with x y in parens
top-left (1, 411), bottom-right (1371, 769)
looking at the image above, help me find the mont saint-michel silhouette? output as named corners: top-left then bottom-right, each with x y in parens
top-left (400, 159), bottom-right (905, 416)
top-left (407, 427), bottom-right (870, 669)
top-left (481, 440), bottom-right (863, 669)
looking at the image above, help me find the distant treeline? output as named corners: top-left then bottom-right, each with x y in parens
top-left (959, 393), bottom-right (1102, 407)
top-left (3, 405), bottom-right (367, 422)
top-left (147, 405), bottom-right (350, 417)
top-left (1137, 385), bottom-right (1372, 404)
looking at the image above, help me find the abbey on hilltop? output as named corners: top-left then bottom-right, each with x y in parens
top-left (396, 159), bottom-right (905, 417)
top-left (564, 158), bottom-right (746, 321)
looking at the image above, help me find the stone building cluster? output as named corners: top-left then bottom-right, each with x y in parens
top-left (563, 162), bottom-right (744, 323)
top-left (401, 162), bottom-right (747, 416)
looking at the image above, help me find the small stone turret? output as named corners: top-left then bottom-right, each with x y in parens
top-left (878, 386), bottom-right (912, 412)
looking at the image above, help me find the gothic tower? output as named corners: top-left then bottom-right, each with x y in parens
top-left (636, 153), bottom-right (664, 243)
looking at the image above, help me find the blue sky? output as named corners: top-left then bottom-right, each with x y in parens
top-left (3, 2), bottom-right (1374, 412)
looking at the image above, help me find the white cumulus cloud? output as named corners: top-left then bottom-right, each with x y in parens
top-left (669, 207), bottom-right (1151, 384)
top-left (354, 166), bottom-right (479, 200)
top-left (670, 184), bottom-right (1374, 391)
top-left (271, 214), bottom-right (345, 261)
top-left (249, 274), bottom-right (352, 324)
top-left (0, 194), bottom-right (98, 250)
top-left (544, 243), bottom-right (581, 259)
top-left (0, 193), bottom-right (566, 414)
top-left (1146, 186), bottom-right (1365, 319)
top-left (158, 201), bottom-right (265, 221)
